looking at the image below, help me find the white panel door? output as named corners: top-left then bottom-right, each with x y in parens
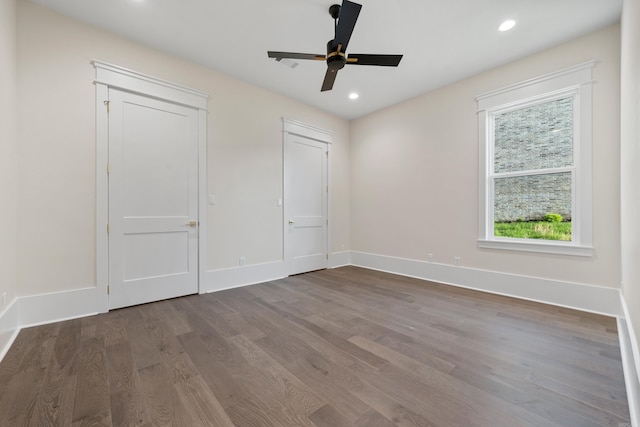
top-left (108, 89), bottom-right (199, 309)
top-left (284, 134), bottom-right (328, 275)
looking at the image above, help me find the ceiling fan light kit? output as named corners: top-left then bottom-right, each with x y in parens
top-left (267, 0), bottom-right (403, 92)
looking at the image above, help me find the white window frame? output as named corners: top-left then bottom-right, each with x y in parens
top-left (476, 61), bottom-right (595, 257)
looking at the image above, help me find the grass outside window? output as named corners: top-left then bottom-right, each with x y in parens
top-left (494, 221), bottom-right (572, 241)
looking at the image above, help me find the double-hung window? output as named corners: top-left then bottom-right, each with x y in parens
top-left (476, 62), bottom-right (595, 256)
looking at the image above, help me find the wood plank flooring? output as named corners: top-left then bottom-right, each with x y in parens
top-left (0, 266), bottom-right (631, 426)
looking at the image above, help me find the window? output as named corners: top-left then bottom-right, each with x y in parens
top-left (476, 62), bottom-right (595, 256)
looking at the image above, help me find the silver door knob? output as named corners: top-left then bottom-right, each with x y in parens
top-left (187, 221), bottom-right (197, 227)
top-left (288, 219), bottom-right (295, 224)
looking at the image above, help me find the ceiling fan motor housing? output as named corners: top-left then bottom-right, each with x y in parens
top-left (329, 4), bottom-right (341, 19)
top-left (326, 40), bottom-right (346, 70)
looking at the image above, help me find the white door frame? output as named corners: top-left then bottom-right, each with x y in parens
top-left (282, 118), bottom-right (332, 275)
top-left (93, 61), bottom-right (208, 313)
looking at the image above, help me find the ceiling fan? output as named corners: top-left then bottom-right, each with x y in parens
top-left (267, 0), bottom-right (403, 92)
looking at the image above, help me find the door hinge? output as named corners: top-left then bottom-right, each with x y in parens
top-left (107, 285), bottom-right (110, 295)
top-left (326, 254), bottom-right (329, 260)
top-left (326, 151), bottom-right (328, 157)
top-left (106, 163), bottom-right (110, 175)
top-left (326, 219), bottom-right (328, 225)
top-left (104, 100), bottom-right (110, 113)
top-left (107, 223), bottom-right (110, 233)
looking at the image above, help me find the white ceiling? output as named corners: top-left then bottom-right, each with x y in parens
top-left (30, 0), bottom-right (622, 120)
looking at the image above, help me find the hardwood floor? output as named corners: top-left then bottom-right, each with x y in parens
top-left (0, 266), bottom-right (630, 426)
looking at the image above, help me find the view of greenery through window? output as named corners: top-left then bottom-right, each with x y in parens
top-left (494, 216), bottom-right (572, 241)
top-left (492, 97), bottom-right (574, 241)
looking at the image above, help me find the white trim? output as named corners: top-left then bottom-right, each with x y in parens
top-left (0, 298), bottom-right (19, 362)
top-left (19, 287), bottom-right (99, 328)
top-left (205, 261), bottom-right (287, 293)
top-left (327, 143), bottom-right (333, 269)
top-left (477, 61), bottom-right (594, 256)
top-left (93, 61), bottom-right (209, 311)
top-left (478, 239), bottom-right (593, 256)
top-left (95, 81), bottom-right (109, 313)
top-left (282, 118), bottom-right (332, 143)
top-left (197, 108), bottom-right (208, 294)
top-left (476, 60), bottom-right (597, 108)
top-left (492, 166), bottom-right (576, 179)
top-left (618, 317), bottom-right (640, 427)
top-left (282, 118), bottom-right (332, 276)
top-left (0, 287), bottom-right (100, 363)
top-left (92, 60), bottom-right (208, 110)
top-left (621, 294), bottom-right (640, 386)
top-left (620, 295), bottom-right (640, 427)
top-left (350, 251), bottom-right (622, 316)
top-left (329, 251), bottom-right (351, 268)
top-left (202, 252), bottom-right (350, 293)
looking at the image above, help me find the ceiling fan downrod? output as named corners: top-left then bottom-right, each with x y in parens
top-left (327, 4), bottom-right (346, 71)
top-left (329, 3), bottom-right (341, 39)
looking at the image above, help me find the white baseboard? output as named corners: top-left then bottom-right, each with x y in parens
top-left (18, 287), bottom-right (99, 328)
top-left (0, 298), bottom-right (19, 362)
top-left (620, 297), bottom-right (640, 426)
top-left (0, 286), bottom-right (99, 362)
top-left (329, 251), bottom-right (351, 268)
top-left (204, 261), bottom-right (287, 293)
top-left (204, 252), bottom-right (351, 293)
top-left (350, 251), bottom-right (622, 317)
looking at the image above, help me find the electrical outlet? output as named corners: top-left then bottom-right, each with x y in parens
top-left (427, 253), bottom-right (433, 262)
top-left (454, 256), bottom-right (461, 266)
top-left (239, 257), bottom-right (246, 266)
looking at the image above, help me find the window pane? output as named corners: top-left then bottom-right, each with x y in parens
top-left (494, 172), bottom-right (572, 241)
top-left (494, 97), bottom-right (573, 173)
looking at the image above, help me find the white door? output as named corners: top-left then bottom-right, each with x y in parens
top-left (284, 133), bottom-right (328, 275)
top-left (108, 88), bottom-right (199, 309)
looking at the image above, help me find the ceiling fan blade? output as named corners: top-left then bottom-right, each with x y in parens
top-left (347, 54), bottom-right (403, 66)
top-left (321, 69), bottom-right (339, 92)
top-left (334, 0), bottom-right (362, 52)
top-left (268, 51), bottom-right (326, 61)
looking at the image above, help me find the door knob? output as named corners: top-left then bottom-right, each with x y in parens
top-left (288, 219), bottom-right (295, 224)
top-left (187, 221), bottom-right (198, 227)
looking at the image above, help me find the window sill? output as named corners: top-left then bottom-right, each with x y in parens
top-left (478, 238), bottom-right (593, 257)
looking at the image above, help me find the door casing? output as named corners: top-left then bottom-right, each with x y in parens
top-left (283, 119), bottom-right (332, 276)
top-left (94, 60), bottom-right (208, 313)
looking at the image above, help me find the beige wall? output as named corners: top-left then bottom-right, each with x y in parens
top-left (13, 0), bottom-right (627, 308)
top-left (621, 0), bottom-right (640, 367)
top-left (16, 0), bottom-right (350, 296)
top-left (0, 0), bottom-right (18, 309)
top-left (351, 24), bottom-right (621, 287)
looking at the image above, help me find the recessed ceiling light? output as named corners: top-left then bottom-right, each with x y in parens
top-left (499, 19), bottom-right (516, 32)
top-left (348, 92), bottom-right (359, 100)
